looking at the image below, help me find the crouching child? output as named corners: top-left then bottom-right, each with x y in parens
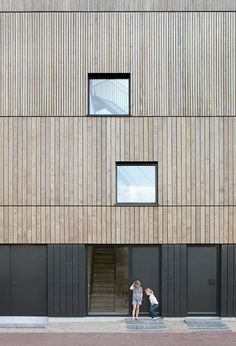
top-left (145, 288), bottom-right (159, 320)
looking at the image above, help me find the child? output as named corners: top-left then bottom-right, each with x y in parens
top-left (145, 288), bottom-right (159, 320)
top-left (130, 280), bottom-right (143, 320)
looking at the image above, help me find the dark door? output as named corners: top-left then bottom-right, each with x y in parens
top-left (130, 247), bottom-right (160, 314)
top-left (0, 246), bottom-right (47, 316)
top-left (187, 246), bottom-right (219, 315)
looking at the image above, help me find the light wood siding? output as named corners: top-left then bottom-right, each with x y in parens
top-left (0, 11), bottom-right (235, 244)
top-left (0, 12), bottom-right (236, 117)
top-left (0, 116), bottom-right (236, 244)
top-left (0, 117), bottom-right (236, 207)
top-left (1, 0), bottom-right (236, 12)
top-left (0, 206), bottom-right (235, 244)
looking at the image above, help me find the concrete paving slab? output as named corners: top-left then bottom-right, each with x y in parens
top-left (185, 318), bottom-right (231, 333)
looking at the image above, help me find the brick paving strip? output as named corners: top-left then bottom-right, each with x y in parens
top-left (0, 333), bottom-right (236, 346)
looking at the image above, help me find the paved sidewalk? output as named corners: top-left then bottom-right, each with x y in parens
top-left (0, 317), bottom-right (235, 334)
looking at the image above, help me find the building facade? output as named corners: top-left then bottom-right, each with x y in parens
top-left (0, 0), bottom-right (236, 318)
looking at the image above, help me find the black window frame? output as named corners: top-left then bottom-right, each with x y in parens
top-left (115, 162), bottom-right (158, 206)
top-left (88, 73), bottom-right (131, 117)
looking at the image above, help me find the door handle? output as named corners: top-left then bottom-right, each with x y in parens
top-left (208, 279), bottom-right (216, 285)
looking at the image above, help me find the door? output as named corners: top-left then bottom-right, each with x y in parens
top-left (0, 246), bottom-right (47, 316)
top-left (187, 246), bottom-right (219, 315)
top-left (130, 247), bottom-right (160, 314)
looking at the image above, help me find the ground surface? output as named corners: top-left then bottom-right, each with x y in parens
top-left (0, 318), bottom-right (236, 345)
top-left (0, 333), bottom-right (236, 346)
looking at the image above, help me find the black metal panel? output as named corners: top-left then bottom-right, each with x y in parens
top-left (10, 246), bottom-right (47, 316)
top-left (161, 245), bottom-right (187, 317)
top-left (48, 244), bottom-right (86, 317)
top-left (0, 246), bottom-right (10, 315)
top-left (180, 245), bottom-right (187, 316)
top-left (0, 245), bottom-right (47, 316)
top-left (221, 245), bottom-right (236, 317)
top-left (187, 246), bottom-right (219, 315)
top-left (130, 247), bottom-right (160, 314)
top-left (72, 245), bottom-right (79, 316)
top-left (78, 245), bottom-right (86, 316)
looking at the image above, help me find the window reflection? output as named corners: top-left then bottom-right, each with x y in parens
top-left (89, 78), bottom-right (129, 115)
top-left (88, 246), bottom-right (129, 314)
top-left (117, 165), bottom-right (157, 203)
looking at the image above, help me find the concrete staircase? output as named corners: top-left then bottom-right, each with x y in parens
top-left (90, 247), bottom-right (116, 313)
top-left (126, 317), bottom-right (167, 332)
top-left (185, 318), bottom-right (231, 333)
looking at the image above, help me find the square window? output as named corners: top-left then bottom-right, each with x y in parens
top-left (116, 163), bottom-right (158, 204)
top-left (88, 73), bottom-right (130, 115)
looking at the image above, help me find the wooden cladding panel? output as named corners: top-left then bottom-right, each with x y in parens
top-left (1, 0), bottom-right (236, 12)
top-left (0, 117), bottom-right (236, 207)
top-left (0, 206), bottom-right (235, 244)
top-left (0, 12), bottom-right (236, 117)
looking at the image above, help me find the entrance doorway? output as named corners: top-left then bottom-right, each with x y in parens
top-left (187, 246), bottom-right (219, 315)
top-left (87, 245), bottom-right (161, 315)
top-left (88, 246), bottom-right (129, 315)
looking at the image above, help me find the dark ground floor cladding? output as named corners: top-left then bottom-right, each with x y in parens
top-left (0, 244), bottom-right (236, 318)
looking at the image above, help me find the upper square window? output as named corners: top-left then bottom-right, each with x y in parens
top-left (116, 163), bottom-right (158, 204)
top-left (88, 73), bottom-right (130, 116)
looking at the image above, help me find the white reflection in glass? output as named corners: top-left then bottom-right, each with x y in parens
top-left (89, 79), bottom-right (129, 115)
top-left (117, 165), bottom-right (156, 203)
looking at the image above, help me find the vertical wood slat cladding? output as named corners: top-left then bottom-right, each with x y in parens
top-left (0, 12), bottom-right (236, 117)
top-left (0, 117), bottom-right (236, 207)
top-left (2, 0), bottom-right (236, 12)
top-left (0, 206), bottom-right (236, 244)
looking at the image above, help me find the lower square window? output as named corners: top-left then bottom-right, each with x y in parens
top-left (116, 163), bottom-right (157, 204)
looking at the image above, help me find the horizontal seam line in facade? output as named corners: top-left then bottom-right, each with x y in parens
top-left (1, 115), bottom-right (236, 118)
top-left (0, 205), bottom-right (235, 208)
top-left (0, 11), bottom-right (236, 13)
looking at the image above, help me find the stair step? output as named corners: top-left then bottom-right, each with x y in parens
top-left (91, 298), bottom-right (114, 302)
top-left (93, 273), bottom-right (114, 276)
top-left (92, 286), bottom-right (114, 289)
top-left (92, 282), bottom-right (114, 285)
top-left (93, 266), bottom-right (115, 269)
top-left (91, 286), bottom-right (114, 290)
top-left (91, 294), bottom-right (114, 298)
top-left (91, 306), bottom-right (114, 308)
top-left (94, 260), bottom-right (115, 263)
top-left (91, 289), bottom-right (114, 294)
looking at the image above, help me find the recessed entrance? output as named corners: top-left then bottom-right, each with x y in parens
top-left (88, 246), bottom-right (129, 315)
top-left (87, 245), bottom-right (161, 316)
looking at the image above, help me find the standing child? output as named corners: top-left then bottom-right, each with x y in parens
top-left (145, 288), bottom-right (159, 320)
top-left (130, 280), bottom-right (143, 320)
